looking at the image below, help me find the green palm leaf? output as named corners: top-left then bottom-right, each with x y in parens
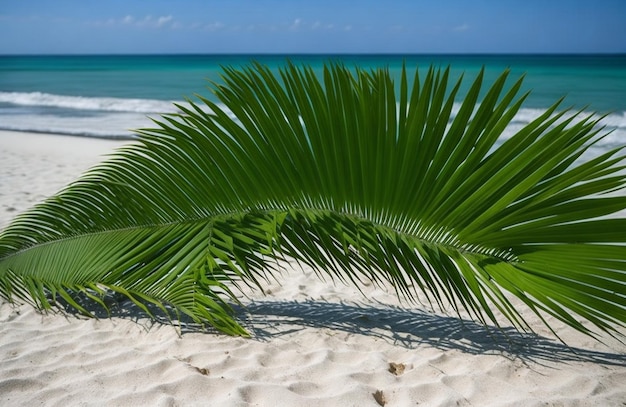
top-left (1, 61), bottom-right (625, 340)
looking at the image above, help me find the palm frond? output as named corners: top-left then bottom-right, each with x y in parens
top-left (1, 61), bottom-right (625, 340)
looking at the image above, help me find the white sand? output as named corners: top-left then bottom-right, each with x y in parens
top-left (1, 130), bottom-right (625, 407)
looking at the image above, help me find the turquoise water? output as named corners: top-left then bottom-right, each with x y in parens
top-left (1, 54), bottom-right (625, 141)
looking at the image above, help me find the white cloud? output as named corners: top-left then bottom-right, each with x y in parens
top-left (156, 16), bottom-right (173, 27)
top-left (94, 15), bottom-right (175, 29)
top-left (204, 22), bottom-right (225, 31)
top-left (454, 23), bottom-right (470, 32)
top-left (290, 18), bottom-right (302, 30)
top-left (136, 15), bottom-right (155, 27)
top-left (102, 16), bottom-right (348, 34)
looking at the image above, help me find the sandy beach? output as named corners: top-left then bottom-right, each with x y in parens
top-left (1, 130), bottom-right (625, 407)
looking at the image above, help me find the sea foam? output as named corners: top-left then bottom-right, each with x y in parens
top-left (1, 91), bottom-right (624, 147)
top-left (0, 91), bottom-right (178, 114)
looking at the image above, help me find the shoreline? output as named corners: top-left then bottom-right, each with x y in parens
top-left (1, 129), bottom-right (626, 406)
top-left (0, 127), bottom-right (137, 141)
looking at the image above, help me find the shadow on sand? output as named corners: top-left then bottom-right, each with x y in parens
top-left (56, 294), bottom-right (626, 367)
top-left (237, 299), bottom-right (626, 367)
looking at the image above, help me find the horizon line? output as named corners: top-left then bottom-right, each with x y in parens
top-left (2, 51), bottom-right (626, 57)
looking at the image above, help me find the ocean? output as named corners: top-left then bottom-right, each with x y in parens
top-left (1, 54), bottom-right (625, 155)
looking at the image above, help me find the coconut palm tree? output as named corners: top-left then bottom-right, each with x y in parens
top-left (0, 62), bottom-right (625, 339)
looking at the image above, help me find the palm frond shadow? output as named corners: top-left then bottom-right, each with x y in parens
top-left (239, 299), bottom-right (626, 367)
top-left (51, 292), bottom-right (626, 366)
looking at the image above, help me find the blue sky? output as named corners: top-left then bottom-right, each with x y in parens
top-left (1, 0), bottom-right (625, 54)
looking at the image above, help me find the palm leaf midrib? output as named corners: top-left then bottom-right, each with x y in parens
top-left (0, 201), bottom-right (518, 268)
